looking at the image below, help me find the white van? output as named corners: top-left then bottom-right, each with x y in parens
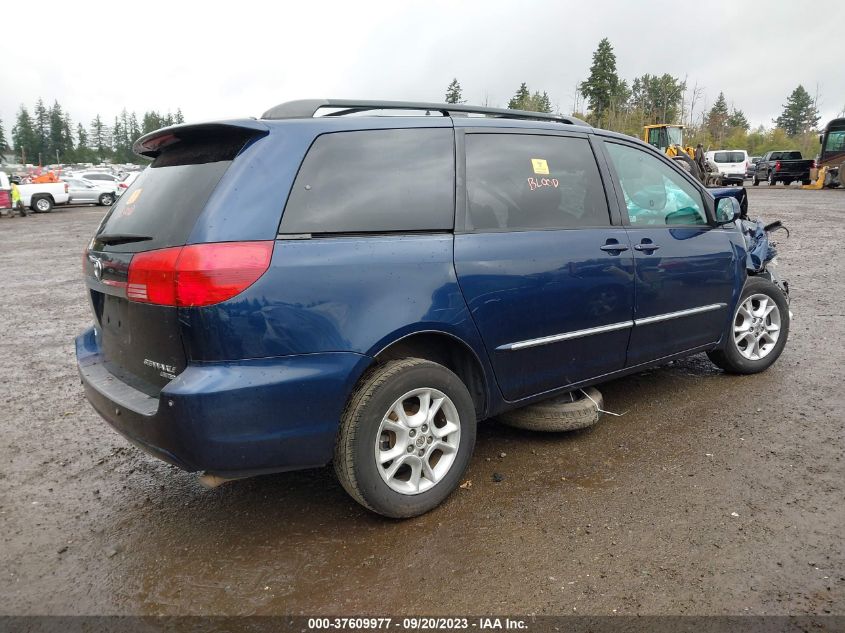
top-left (705, 150), bottom-right (749, 184)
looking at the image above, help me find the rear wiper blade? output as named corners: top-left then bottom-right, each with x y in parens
top-left (96, 233), bottom-right (154, 245)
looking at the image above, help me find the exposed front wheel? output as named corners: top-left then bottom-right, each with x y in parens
top-left (99, 193), bottom-right (115, 206)
top-left (707, 276), bottom-right (790, 374)
top-left (334, 358), bottom-right (476, 518)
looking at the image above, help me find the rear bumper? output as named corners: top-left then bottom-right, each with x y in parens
top-left (76, 327), bottom-right (371, 476)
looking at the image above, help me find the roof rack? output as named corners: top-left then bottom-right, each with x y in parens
top-left (261, 99), bottom-right (589, 127)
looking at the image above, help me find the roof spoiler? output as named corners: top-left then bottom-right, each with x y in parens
top-left (261, 99), bottom-right (590, 127)
top-left (133, 120), bottom-right (270, 158)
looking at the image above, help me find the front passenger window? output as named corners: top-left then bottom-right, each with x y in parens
top-left (606, 142), bottom-right (707, 226)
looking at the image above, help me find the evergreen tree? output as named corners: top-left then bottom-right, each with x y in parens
top-left (33, 98), bottom-right (50, 164)
top-left (89, 115), bottom-right (112, 163)
top-left (128, 112), bottom-right (141, 142)
top-left (62, 113), bottom-right (74, 155)
top-left (12, 106), bottom-right (37, 164)
top-left (727, 108), bottom-right (750, 131)
top-left (532, 91), bottom-right (552, 113)
top-left (0, 118), bottom-right (9, 154)
top-left (775, 85), bottom-right (820, 135)
top-left (508, 83), bottom-right (531, 110)
top-left (48, 100), bottom-right (72, 163)
top-left (174, 108), bottom-right (184, 124)
top-left (706, 92), bottom-right (730, 142)
top-left (445, 79), bottom-right (464, 104)
top-left (75, 122), bottom-right (94, 163)
top-left (579, 38), bottom-right (627, 124)
top-left (142, 111), bottom-right (162, 135)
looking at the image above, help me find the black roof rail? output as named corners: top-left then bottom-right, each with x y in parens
top-left (261, 99), bottom-right (590, 127)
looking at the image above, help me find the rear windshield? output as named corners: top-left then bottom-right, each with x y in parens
top-left (770, 151), bottom-right (802, 160)
top-left (94, 129), bottom-right (255, 252)
top-left (713, 151), bottom-right (745, 163)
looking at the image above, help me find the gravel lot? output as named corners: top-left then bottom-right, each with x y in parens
top-left (0, 186), bottom-right (843, 616)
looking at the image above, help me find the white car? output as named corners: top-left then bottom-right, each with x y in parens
top-left (116, 171), bottom-right (140, 196)
top-left (76, 171), bottom-right (121, 186)
top-left (704, 150), bottom-right (748, 185)
top-left (65, 177), bottom-right (119, 206)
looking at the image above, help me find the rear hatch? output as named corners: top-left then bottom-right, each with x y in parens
top-left (713, 151), bottom-right (746, 175)
top-left (83, 124), bottom-right (267, 395)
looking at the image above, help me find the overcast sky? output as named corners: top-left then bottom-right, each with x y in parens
top-left (1, 0), bottom-right (842, 137)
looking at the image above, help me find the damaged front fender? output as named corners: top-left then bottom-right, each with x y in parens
top-left (740, 218), bottom-right (790, 300)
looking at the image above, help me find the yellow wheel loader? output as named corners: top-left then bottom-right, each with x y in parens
top-left (643, 124), bottom-right (704, 182)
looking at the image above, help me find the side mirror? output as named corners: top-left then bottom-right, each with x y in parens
top-left (715, 197), bottom-right (741, 225)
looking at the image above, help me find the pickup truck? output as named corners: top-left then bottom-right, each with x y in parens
top-left (0, 172), bottom-right (71, 212)
top-left (752, 151), bottom-right (814, 187)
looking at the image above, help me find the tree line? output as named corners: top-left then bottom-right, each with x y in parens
top-left (0, 99), bottom-right (184, 166)
top-left (444, 37), bottom-right (835, 158)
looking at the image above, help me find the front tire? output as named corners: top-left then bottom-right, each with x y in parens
top-left (707, 276), bottom-right (790, 374)
top-left (334, 358), bottom-right (476, 518)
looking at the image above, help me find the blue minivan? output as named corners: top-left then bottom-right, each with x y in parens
top-left (76, 100), bottom-right (790, 517)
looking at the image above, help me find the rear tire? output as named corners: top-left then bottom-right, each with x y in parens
top-left (707, 276), bottom-right (790, 374)
top-left (801, 179), bottom-right (811, 186)
top-left (334, 358), bottom-right (476, 518)
top-left (497, 388), bottom-right (602, 432)
top-left (98, 192), bottom-right (115, 206)
top-left (31, 196), bottom-right (53, 213)
top-left (767, 172), bottom-right (777, 186)
top-left (752, 175), bottom-right (759, 186)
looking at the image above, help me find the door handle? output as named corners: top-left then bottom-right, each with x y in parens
top-left (600, 242), bottom-right (629, 254)
top-left (634, 242), bottom-right (660, 252)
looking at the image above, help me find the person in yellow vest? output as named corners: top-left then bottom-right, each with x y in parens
top-left (10, 180), bottom-right (26, 217)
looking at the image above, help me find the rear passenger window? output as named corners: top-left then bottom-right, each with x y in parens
top-left (280, 128), bottom-right (454, 234)
top-left (465, 134), bottom-right (610, 231)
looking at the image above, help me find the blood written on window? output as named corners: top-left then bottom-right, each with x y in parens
top-left (464, 134), bottom-right (610, 231)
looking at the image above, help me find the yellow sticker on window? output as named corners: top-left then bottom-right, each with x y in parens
top-left (531, 159), bottom-right (549, 175)
top-left (126, 188), bottom-right (143, 205)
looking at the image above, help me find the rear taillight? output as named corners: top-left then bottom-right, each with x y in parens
top-left (0, 190), bottom-right (10, 207)
top-left (810, 160), bottom-right (816, 169)
top-left (119, 183), bottom-right (128, 189)
top-left (127, 241), bottom-right (274, 307)
top-left (775, 161), bottom-right (781, 172)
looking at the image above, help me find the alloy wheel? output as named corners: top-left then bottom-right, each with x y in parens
top-left (374, 388), bottom-right (461, 495)
top-left (733, 293), bottom-right (781, 360)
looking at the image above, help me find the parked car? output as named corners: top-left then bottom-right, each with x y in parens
top-left (0, 172), bottom-right (70, 212)
top-left (0, 171), bottom-right (13, 215)
top-left (116, 171), bottom-right (140, 196)
top-left (76, 99), bottom-right (791, 518)
top-left (753, 150), bottom-right (814, 186)
top-left (64, 177), bottom-right (119, 206)
top-left (75, 171), bottom-right (121, 186)
top-left (705, 150), bottom-right (748, 185)
top-left (746, 156), bottom-right (761, 178)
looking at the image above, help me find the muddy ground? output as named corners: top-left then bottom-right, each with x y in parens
top-left (0, 187), bottom-right (842, 616)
